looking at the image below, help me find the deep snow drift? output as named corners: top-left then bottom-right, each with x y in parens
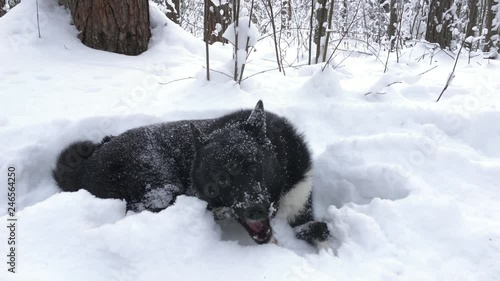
top-left (1, 1), bottom-right (500, 281)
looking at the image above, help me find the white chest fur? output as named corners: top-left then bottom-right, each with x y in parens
top-left (277, 170), bottom-right (312, 223)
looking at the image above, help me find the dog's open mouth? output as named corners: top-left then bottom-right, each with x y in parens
top-left (239, 218), bottom-right (273, 244)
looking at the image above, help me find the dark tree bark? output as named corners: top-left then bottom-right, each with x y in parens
top-left (380, 0), bottom-right (390, 12)
top-left (387, 0), bottom-right (398, 50)
top-left (482, 0), bottom-right (495, 52)
top-left (425, 0), bottom-right (453, 49)
top-left (206, 1), bottom-right (231, 44)
top-left (322, 0), bottom-right (335, 62)
top-left (314, 0), bottom-right (327, 63)
top-left (340, 0), bottom-right (347, 34)
top-left (465, 0), bottom-right (478, 38)
top-left (281, 0), bottom-right (292, 34)
top-left (0, 0), bottom-right (18, 17)
top-left (204, 0), bottom-right (210, 80)
top-left (0, 0), bottom-right (5, 18)
top-left (165, 0), bottom-right (180, 24)
top-left (308, 0), bottom-right (314, 64)
top-left (62, 0), bottom-right (151, 55)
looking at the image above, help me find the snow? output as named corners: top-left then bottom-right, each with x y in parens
top-left (134, 184), bottom-right (182, 211)
top-left (1, 1), bottom-right (500, 281)
top-left (222, 16), bottom-right (261, 78)
top-left (211, 0), bottom-right (229, 7)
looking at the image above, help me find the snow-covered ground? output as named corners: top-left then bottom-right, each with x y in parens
top-left (1, 1), bottom-right (500, 281)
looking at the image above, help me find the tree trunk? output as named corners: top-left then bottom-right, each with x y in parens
top-left (425, 0), bottom-right (453, 49)
top-left (62, 0), bottom-right (151, 56)
top-left (0, 0), bottom-right (5, 17)
top-left (322, 0), bottom-right (335, 62)
top-left (281, 0), bottom-right (292, 37)
top-left (308, 0), bottom-right (315, 64)
top-left (387, 0), bottom-right (398, 50)
top-left (165, 0), bottom-right (180, 24)
top-left (314, 0), bottom-right (327, 63)
top-left (341, 0), bottom-right (347, 34)
top-left (206, 1), bottom-right (231, 44)
top-left (465, 0), bottom-right (478, 38)
top-left (482, 0), bottom-right (495, 52)
top-left (477, 0), bottom-right (487, 49)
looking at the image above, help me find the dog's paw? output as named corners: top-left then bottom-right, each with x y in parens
top-left (295, 221), bottom-right (330, 246)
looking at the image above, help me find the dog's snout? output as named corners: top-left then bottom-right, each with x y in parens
top-left (245, 205), bottom-right (267, 221)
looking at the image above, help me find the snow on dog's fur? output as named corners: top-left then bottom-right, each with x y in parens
top-left (52, 101), bottom-right (329, 245)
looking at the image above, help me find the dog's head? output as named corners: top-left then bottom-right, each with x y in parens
top-left (190, 101), bottom-right (279, 244)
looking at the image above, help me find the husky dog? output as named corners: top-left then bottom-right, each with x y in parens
top-left (53, 101), bottom-right (329, 245)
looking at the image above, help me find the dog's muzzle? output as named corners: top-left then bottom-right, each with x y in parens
top-left (235, 204), bottom-right (273, 244)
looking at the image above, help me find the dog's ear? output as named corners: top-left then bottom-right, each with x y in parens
top-left (243, 100), bottom-right (268, 143)
top-left (190, 123), bottom-right (208, 150)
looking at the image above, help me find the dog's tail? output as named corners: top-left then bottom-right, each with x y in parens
top-left (52, 136), bottom-right (113, 192)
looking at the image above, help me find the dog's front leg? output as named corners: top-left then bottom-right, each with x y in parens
top-left (288, 195), bottom-right (331, 246)
top-left (293, 221), bottom-right (330, 245)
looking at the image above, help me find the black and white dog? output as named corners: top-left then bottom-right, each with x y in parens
top-left (53, 101), bottom-right (329, 245)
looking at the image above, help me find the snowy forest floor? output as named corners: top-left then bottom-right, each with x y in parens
top-left (1, 1), bottom-right (500, 281)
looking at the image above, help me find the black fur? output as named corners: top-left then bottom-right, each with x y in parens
top-left (53, 101), bottom-right (329, 245)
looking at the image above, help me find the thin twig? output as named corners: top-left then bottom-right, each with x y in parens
top-left (395, 0), bottom-right (404, 63)
top-left (364, 81), bottom-right (402, 96)
top-left (384, 48), bottom-right (390, 73)
top-left (436, 42), bottom-right (465, 102)
top-left (333, 50), bottom-right (354, 69)
top-left (241, 67), bottom-right (284, 81)
top-left (233, 0), bottom-right (240, 81)
top-left (238, 0), bottom-right (254, 84)
top-left (159, 77), bottom-right (195, 85)
top-left (308, 0), bottom-right (314, 65)
top-left (204, 0), bottom-right (210, 81)
top-left (365, 91), bottom-right (388, 96)
top-left (329, 38), bottom-right (386, 67)
top-left (241, 63), bottom-right (310, 82)
top-left (387, 81), bottom-right (402, 86)
top-left (202, 66), bottom-right (233, 78)
top-left (36, 0), bottom-right (41, 38)
top-left (263, 0), bottom-right (282, 73)
top-left (418, 65), bottom-right (438, 76)
top-left (321, 1), bottom-right (362, 71)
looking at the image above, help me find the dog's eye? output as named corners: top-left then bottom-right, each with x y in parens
top-left (249, 164), bottom-right (259, 174)
top-left (216, 175), bottom-right (229, 187)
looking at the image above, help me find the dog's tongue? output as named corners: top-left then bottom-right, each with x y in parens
top-left (247, 221), bottom-right (264, 233)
